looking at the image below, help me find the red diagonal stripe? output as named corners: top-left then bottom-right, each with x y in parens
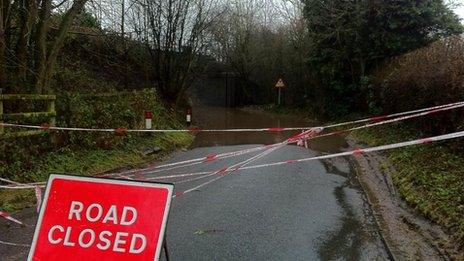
top-left (0, 211), bottom-right (10, 218)
top-left (114, 128), bottom-right (127, 135)
top-left (188, 128), bottom-right (202, 133)
top-left (40, 123), bottom-right (50, 130)
top-left (267, 128), bottom-right (285, 133)
top-left (421, 138), bottom-right (433, 144)
top-left (427, 109), bottom-right (441, 114)
top-left (370, 116), bottom-right (387, 123)
top-left (216, 168), bottom-right (229, 175)
top-left (353, 148), bottom-right (365, 156)
top-left (204, 154), bottom-right (217, 162)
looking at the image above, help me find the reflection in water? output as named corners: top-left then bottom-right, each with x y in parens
top-left (190, 106), bottom-right (347, 151)
top-left (318, 160), bottom-right (364, 260)
top-left (188, 105), bottom-right (389, 260)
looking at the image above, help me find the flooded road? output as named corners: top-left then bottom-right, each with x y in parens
top-left (191, 106), bottom-right (346, 151)
top-left (0, 106), bottom-right (392, 260)
top-left (162, 106), bottom-right (392, 260)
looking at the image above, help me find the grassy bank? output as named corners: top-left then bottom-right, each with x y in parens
top-left (0, 30), bottom-right (197, 214)
top-left (352, 126), bottom-right (464, 247)
top-left (0, 132), bottom-right (193, 212)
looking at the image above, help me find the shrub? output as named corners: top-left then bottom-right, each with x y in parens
top-left (0, 89), bottom-right (183, 180)
top-left (373, 35), bottom-right (464, 135)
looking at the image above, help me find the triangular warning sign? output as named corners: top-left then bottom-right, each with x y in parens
top-left (275, 78), bottom-right (285, 88)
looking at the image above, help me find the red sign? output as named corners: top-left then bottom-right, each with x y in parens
top-left (28, 174), bottom-right (173, 261)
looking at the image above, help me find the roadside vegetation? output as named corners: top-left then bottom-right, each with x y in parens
top-left (0, 45), bottom-right (194, 210)
top-left (1, 0), bottom-right (464, 255)
top-left (354, 125), bottom-right (464, 248)
top-left (210, 0), bottom-right (464, 252)
top-left (1, 131), bottom-right (192, 212)
top-left (0, 8), bottom-right (196, 210)
top-left (353, 36), bottom-right (464, 249)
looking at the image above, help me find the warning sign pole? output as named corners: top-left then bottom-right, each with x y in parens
top-left (163, 235), bottom-right (170, 261)
top-left (275, 78), bottom-right (285, 106)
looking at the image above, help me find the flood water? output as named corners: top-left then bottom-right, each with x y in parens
top-left (190, 105), bottom-right (347, 151)
top-left (180, 105), bottom-right (391, 260)
top-left (0, 105), bottom-right (391, 260)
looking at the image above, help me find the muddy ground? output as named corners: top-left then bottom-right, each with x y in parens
top-left (346, 137), bottom-right (459, 260)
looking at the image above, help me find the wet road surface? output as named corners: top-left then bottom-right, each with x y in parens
top-left (0, 106), bottom-right (391, 260)
top-left (160, 145), bottom-right (390, 260)
top-left (160, 106), bottom-right (391, 260)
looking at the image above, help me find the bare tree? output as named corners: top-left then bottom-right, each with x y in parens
top-left (206, 0), bottom-right (315, 105)
top-left (0, 0), bottom-right (6, 87)
top-left (0, 0), bottom-right (89, 93)
top-left (118, 0), bottom-right (219, 103)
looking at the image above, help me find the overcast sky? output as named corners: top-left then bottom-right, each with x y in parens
top-left (449, 1), bottom-right (464, 23)
top-left (455, 7), bottom-right (464, 22)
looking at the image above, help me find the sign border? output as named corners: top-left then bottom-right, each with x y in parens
top-left (27, 174), bottom-right (174, 261)
top-left (275, 78), bottom-right (285, 88)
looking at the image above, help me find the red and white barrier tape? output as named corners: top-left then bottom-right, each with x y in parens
top-left (0, 123), bottom-right (311, 133)
top-left (2, 130), bottom-right (464, 199)
top-left (0, 239), bottom-right (30, 247)
top-left (324, 101), bottom-right (464, 129)
top-left (0, 211), bottom-right (23, 225)
top-left (0, 178), bottom-right (23, 186)
top-left (238, 131), bottom-right (464, 171)
top-left (6, 101), bottom-right (460, 186)
top-left (0, 178), bottom-right (45, 189)
top-left (102, 144), bottom-right (276, 178)
top-left (104, 132), bottom-right (304, 179)
top-left (156, 130), bottom-right (464, 197)
top-left (309, 102), bottom-right (464, 142)
top-left (2, 101), bottom-right (464, 193)
top-left (127, 128), bottom-right (323, 178)
top-left (2, 101), bottom-right (462, 182)
top-left (174, 145), bottom-right (282, 186)
top-left (34, 186), bottom-right (43, 213)
top-left (91, 101), bottom-right (464, 178)
top-left (0, 179), bottom-right (43, 225)
top-left (143, 129), bottom-right (464, 182)
top-left (174, 145), bottom-right (281, 197)
top-left (124, 101), bottom-right (463, 179)
top-left (1, 101), bottom-right (463, 134)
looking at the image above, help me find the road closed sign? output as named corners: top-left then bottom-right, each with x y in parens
top-left (28, 174), bottom-right (173, 261)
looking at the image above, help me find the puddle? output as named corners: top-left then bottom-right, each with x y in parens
top-left (318, 158), bottom-right (390, 260)
top-left (185, 105), bottom-right (390, 260)
top-left (318, 159), bottom-right (365, 260)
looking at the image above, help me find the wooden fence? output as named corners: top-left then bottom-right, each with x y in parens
top-left (0, 93), bottom-right (56, 139)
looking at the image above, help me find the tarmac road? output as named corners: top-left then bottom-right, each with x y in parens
top-left (0, 107), bottom-right (392, 260)
top-left (0, 144), bottom-right (392, 260)
top-left (151, 144), bottom-right (391, 260)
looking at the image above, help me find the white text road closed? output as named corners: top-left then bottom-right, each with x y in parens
top-left (28, 174), bottom-right (173, 261)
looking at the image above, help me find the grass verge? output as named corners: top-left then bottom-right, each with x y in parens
top-left (352, 125), bottom-right (464, 248)
top-left (0, 132), bottom-right (193, 212)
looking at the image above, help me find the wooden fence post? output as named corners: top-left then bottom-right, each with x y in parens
top-left (47, 98), bottom-right (57, 146)
top-left (48, 98), bottom-right (56, 126)
top-left (0, 94), bottom-right (57, 139)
